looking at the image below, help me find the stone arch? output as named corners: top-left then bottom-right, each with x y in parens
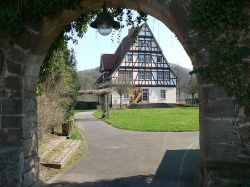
top-left (0, 0), bottom-right (249, 186)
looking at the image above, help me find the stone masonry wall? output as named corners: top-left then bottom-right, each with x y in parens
top-left (0, 0), bottom-right (249, 186)
top-left (0, 35), bottom-right (43, 186)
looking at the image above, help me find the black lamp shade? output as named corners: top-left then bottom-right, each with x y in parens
top-left (90, 10), bottom-right (120, 29)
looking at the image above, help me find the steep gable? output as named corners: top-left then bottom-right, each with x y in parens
top-left (97, 22), bottom-right (177, 87)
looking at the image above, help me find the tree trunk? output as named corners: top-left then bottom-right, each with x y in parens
top-left (120, 94), bottom-right (122, 109)
top-left (192, 93), bottom-right (194, 107)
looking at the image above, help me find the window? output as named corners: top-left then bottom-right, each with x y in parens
top-left (127, 54), bottom-right (133, 62)
top-left (138, 40), bottom-right (144, 47)
top-left (118, 70), bottom-right (126, 80)
top-left (157, 72), bottom-right (163, 80)
top-left (139, 71), bottom-right (144, 80)
top-left (123, 93), bottom-right (129, 99)
top-left (145, 71), bottom-right (151, 80)
top-left (157, 56), bottom-right (162, 63)
top-left (127, 70), bottom-right (133, 80)
top-left (160, 90), bottom-right (166, 99)
top-left (138, 54), bottom-right (144, 62)
top-left (147, 41), bottom-right (152, 48)
top-left (164, 71), bottom-right (170, 80)
top-left (145, 54), bottom-right (151, 63)
top-left (119, 70), bottom-right (133, 81)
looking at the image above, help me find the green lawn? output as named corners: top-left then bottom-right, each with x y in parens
top-left (93, 107), bottom-right (199, 132)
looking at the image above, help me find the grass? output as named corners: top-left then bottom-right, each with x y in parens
top-left (71, 124), bottom-right (83, 140)
top-left (93, 107), bottom-right (199, 132)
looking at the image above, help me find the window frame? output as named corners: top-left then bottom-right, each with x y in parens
top-left (157, 56), bottom-right (162, 63)
top-left (138, 54), bottom-right (144, 62)
top-left (123, 92), bottom-right (129, 99)
top-left (126, 70), bottom-right (133, 80)
top-left (157, 71), bottom-right (163, 80)
top-left (145, 54), bottom-right (151, 63)
top-left (160, 90), bottom-right (166, 99)
top-left (145, 71), bottom-right (151, 80)
top-left (138, 71), bottom-right (145, 80)
top-left (164, 71), bottom-right (170, 80)
top-left (127, 54), bottom-right (133, 62)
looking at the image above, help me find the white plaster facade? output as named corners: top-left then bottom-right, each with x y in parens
top-left (111, 87), bottom-right (176, 106)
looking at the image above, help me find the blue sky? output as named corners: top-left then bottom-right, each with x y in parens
top-left (68, 15), bottom-right (192, 71)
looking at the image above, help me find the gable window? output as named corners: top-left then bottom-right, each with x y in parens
top-left (127, 54), bottom-right (133, 62)
top-left (138, 40), bottom-right (144, 47)
top-left (147, 41), bottom-right (152, 48)
top-left (164, 71), bottom-right (170, 80)
top-left (139, 71), bottom-right (144, 80)
top-left (157, 72), bottom-right (163, 80)
top-left (145, 71), bottom-right (151, 80)
top-left (123, 92), bottom-right (129, 99)
top-left (138, 54), bottom-right (144, 62)
top-left (157, 56), bottom-right (162, 63)
top-left (160, 90), bottom-right (166, 99)
top-left (127, 70), bottom-right (133, 80)
top-left (119, 70), bottom-right (133, 81)
top-left (118, 70), bottom-right (126, 80)
top-left (145, 54), bottom-right (151, 63)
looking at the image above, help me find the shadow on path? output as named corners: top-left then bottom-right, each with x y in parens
top-left (49, 149), bottom-right (200, 187)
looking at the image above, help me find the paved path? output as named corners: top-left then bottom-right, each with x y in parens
top-left (49, 112), bottom-right (200, 187)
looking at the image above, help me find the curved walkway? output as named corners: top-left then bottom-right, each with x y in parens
top-left (49, 112), bottom-right (200, 187)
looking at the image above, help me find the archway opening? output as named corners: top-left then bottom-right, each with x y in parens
top-left (36, 8), bottom-right (200, 186)
top-left (1, 1), bottom-right (247, 187)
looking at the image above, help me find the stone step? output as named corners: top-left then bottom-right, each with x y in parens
top-left (41, 140), bottom-right (82, 169)
top-left (39, 136), bottom-right (66, 160)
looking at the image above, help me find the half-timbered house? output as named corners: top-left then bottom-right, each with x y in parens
top-left (97, 23), bottom-right (177, 106)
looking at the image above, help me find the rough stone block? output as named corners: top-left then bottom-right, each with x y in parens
top-left (23, 135), bottom-right (38, 158)
top-left (7, 60), bottom-right (24, 76)
top-left (2, 128), bottom-right (22, 146)
top-left (0, 115), bottom-right (2, 129)
top-left (23, 77), bottom-right (39, 94)
top-left (199, 84), bottom-right (228, 101)
top-left (200, 141), bottom-right (238, 161)
top-left (24, 154), bottom-right (39, 172)
top-left (238, 124), bottom-right (250, 147)
top-left (2, 115), bottom-right (23, 128)
top-left (0, 146), bottom-right (24, 187)
top-left (23, 123), bottom-right (37, 139)
top-left (24, 65), bottom-right (41, 77)
top-left (1, 88), bottom-right (22, 98)
top-left (15, 30), bottom-right (41, 51)
top-left (0, 55), bottom-right (4, 76)
top-left (6, 45), bottom-right (27, 62)
top-left (200, 118), bottom-right (234, 144)
top-left (2, 99), bottom-right (22, 114)
top-left (4, 76), bottom-right (23, 90)
top-left (23, 54), bottom-right (44, 66)
top-left (22, 97), bottom-right (37, 113)
top-left (22, 164), bottom-right (39, 187)
top-left (0, 129), bottom-right (6, 145)
top-left (200, 99), bottom-right (235, 118)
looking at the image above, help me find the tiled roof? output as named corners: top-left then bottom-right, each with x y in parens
top-left (100, 54), bottom-right (119, 72)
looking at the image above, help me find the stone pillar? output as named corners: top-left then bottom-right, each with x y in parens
top-left (0, 40), bottom-right (42, 186)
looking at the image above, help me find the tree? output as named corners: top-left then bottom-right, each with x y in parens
top-left (112, 79), bottom-right (131, 109)
top-left (170, 64), bottom-right (191, 103)
top-left (186, 75), bottom-right (198, 106)
top-left (37, 35), bottom-right (80, 139)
